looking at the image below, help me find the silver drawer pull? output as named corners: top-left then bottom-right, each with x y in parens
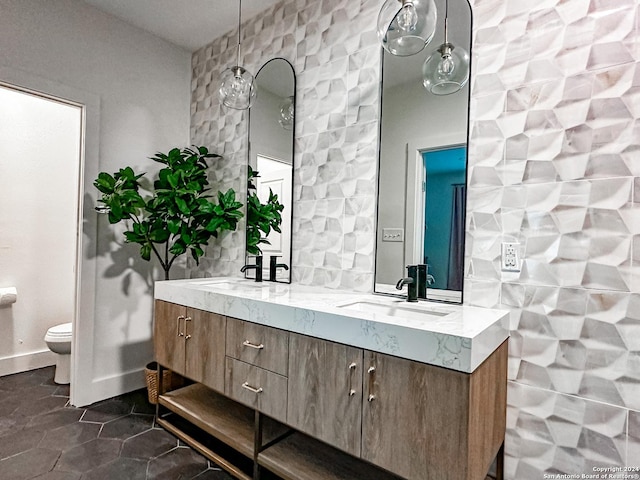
top-left (176, 315), bottom-right (185, 337)
top-left (242, 340), bottom-right (264, 350)
top-left (241, 382), bottom-right (263, 394)
top-left (184, 317), bottom-right (192, 340)
top-left (367, 366), bottom-right (376, 402)
top-left (348, 362), bottom-right (357, 396)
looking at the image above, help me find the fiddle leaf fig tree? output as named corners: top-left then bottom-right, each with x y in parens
top-left (246, 166), bottom-right (284, 256)
top-left (94, 146), bottom-right (243, 280)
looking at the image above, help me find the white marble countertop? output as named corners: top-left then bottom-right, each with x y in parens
top-left (154, 277), bottom-right (509, 373)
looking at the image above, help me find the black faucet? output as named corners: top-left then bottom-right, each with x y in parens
top-left (240, 256), bottom-right (263, 282)
top-left (416, 264), bottom-right (427, 299)
top-left (396, 265), bottom-right (419, 302)
top-left (269, 255), bottom-right (289, 282)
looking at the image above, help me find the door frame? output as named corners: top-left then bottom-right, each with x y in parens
top-left (0, 66), bottom-right (101, 406)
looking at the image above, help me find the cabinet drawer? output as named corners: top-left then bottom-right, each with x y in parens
top-left (226, 318), bottom-right (289, 376)
top-left (225, 357), bottom-right (287, 423)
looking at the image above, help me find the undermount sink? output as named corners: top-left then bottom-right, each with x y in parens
top-left (338, 300), bottom-right (450, 321)
top-left (188, 279), bottom-right (266, 291)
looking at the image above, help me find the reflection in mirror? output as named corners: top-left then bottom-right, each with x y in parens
top-left (374, 0), bottom-right (471, 303)
top-left (247, 58), bottom-right (295, 283)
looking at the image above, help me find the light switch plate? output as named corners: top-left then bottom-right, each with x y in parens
top-left (501, 242), bottom-right (520, 272)
top-left (382, 228), bottom-right (404, 242)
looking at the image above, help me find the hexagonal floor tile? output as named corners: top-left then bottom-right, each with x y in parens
top-left (78, 457), bottom-right (148, 480)
top-left (147, 446), bottom-right (209, 480)
top-left (32, 472), bottom-right (81, 480)
top-left (121, 427), bottom-right (178, 459)
top-left (0, 425), bottom-right (46, 460)
top-left (54, 438), bottom-right (121, 473)
top-left (0, 448), bottom-right (60, 480)
top-left (98, 413), bottom-right (154, 441)
top-left (81, 399), bottom-right (132, 423)
top-left (39, 422), bottom-right (101, 452)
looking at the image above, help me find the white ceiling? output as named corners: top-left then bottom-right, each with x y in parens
top-left (82, 0), bottom-right (281, 51)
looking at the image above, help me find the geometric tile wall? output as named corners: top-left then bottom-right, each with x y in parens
top-left (190, 0), bottom-right (380, 290)
top-left (468, 0), bottom-right (640, 476)
top-left (191, 0), bottom-right (640, 476)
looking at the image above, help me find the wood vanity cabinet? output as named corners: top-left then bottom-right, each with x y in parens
top-left (154, 300), bottom-right (226, 392)
top-left (361, 347), bottom-right (507, 480)
top-left (153, 300), bottom-right (507, 480)
top-left (286, 332), bottom-right (507, 480)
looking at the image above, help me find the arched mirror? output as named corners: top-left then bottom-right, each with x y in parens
top-left (374, 0), bottom-right (471, 303)
top-left (246, 58), bottom-right (295, 283)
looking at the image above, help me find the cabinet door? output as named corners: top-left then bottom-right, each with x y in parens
top-left (184, 308), bottom-right (226, 392)
top-left (154, 300), bottom-right (186, 376)
top-left (361, 351), bottom-right (470, 480)
top-left (287, 333), bottom-right (363, 457)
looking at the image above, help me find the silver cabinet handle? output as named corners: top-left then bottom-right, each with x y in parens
top-left (367, 366), bottom-right (376, 402)
top-left (241, 382), bottom-right (263, 394)
top-left (184, 317), bottom-right (192, 340)
top-left (242, 340), bottom-right (264, 350)
top-left (176, 315), bottom-right (185, 337)
top-left (348, 362), bottom-right (357, 396)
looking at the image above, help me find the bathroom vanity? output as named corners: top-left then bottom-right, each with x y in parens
top-left (153, 278), bottom-right (509, 480)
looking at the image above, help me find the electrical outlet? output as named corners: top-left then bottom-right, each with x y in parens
top-left (501, 242), bottom-right (520, 272)
top-left (382, 228), bottom-right (404, 242)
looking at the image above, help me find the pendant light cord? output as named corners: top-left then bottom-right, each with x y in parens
top-left (444, 0), bottom-right (449, 44)
top-left (236, 0), bottom-right (242, 67)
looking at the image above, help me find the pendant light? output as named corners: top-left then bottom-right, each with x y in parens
top-left (218, 0), bottom-right (256, 110)
top-left (278, 96), bottom-right (294, 130)
top-left (422, 0), bottom-right (469, 95)
top-left (377, 0), bottom-right (437, 56)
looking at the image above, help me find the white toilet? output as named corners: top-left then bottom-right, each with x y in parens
top-left (44, 322), bottom-right (72, 384)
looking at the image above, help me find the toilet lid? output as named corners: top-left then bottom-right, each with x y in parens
top-left (47, 322), bottom-right (72, 336)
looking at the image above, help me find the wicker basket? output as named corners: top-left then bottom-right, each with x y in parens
top-left (144, 362), bottom-right (172, 405)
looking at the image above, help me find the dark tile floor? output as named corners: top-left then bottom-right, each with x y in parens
top-left (0, 366), bottom-right (232, 480)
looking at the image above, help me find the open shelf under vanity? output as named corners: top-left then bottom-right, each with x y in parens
top-left (157, 382), bottom-right (403, 480)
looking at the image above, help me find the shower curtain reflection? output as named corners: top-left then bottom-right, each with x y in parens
top-left (447, 184), bottom-right (466, 291)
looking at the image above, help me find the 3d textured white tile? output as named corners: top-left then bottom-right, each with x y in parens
top-left (506, 382), bottom-right (627, 477)
top-left (191, 0), bottom-right (640, 473)
top-left (191, 0), bottom-right (379, 285)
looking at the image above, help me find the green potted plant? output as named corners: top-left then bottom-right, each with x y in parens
top-left (246, 166), bottom-right (284, 255)
top-left (94, 146), bottom-right (243, 280)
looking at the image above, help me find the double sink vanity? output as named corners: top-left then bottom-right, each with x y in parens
top-left (153, 277), bottom-right (509, 480)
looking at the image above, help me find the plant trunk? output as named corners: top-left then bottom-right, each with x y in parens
top-left (164, 268), bottom-right (170, 281)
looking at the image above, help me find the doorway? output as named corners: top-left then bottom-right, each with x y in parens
top-left (0, 83), bottom-right (82, 382)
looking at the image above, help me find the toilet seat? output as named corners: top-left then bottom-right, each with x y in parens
top-left (45, 322), bottom-right (72, 339)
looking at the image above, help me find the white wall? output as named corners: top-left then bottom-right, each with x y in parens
top-left (0, 87), bottom-right (81, 375)
top-left (0, 0), bottom-right (191, 405)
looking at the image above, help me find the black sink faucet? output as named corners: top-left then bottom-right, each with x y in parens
top-left (240, 256), bottom-right (263, 282)
top-left (269, 255), bottom-right (289, 282)
top-left (396, 265), bottom-right (419, 302)
top-left (417, 264), bottom-right (427, 299)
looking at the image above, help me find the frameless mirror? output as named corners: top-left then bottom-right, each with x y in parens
top-left (374, 0), bottom-right (471, 303)
top-left (246, 58), bottom-right (295, 283)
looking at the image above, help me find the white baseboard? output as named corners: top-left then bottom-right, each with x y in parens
top-left (71, 368), bottom-right (146, 407)
top-left (0, 350), bottom-right (56, 377)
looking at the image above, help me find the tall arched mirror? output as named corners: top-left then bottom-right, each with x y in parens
top-left (246, 58), bottom-right (295, 283)
top-left (374, 0), bottom-right (471, 303)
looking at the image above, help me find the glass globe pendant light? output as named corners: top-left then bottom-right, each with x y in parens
top-left (422, 0), bottom-right (469, 95)
top-left (218, 0), bottom-right (256, 110)
top-left (377, 0), bottom-right (437, 56)
top-left (278, 96), bottom-right (294, 130)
